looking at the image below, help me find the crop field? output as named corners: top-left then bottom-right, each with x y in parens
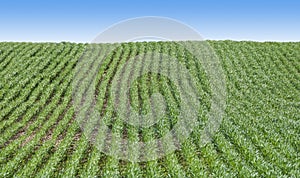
top-left (0, 41), bottom-right (299, 177)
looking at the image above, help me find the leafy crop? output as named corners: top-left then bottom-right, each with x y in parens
top-left (0, 41), bottom-right (299, 177)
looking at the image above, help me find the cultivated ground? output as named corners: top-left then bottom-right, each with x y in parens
top-left (0, 41), bottom-right (299, 177)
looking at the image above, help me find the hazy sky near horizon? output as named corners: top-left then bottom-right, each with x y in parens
top-left (0, 0), bottom-right (299, 42)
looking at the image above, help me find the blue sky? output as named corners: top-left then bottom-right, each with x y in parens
top-left (1, 0), bottom-right (299, 42)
